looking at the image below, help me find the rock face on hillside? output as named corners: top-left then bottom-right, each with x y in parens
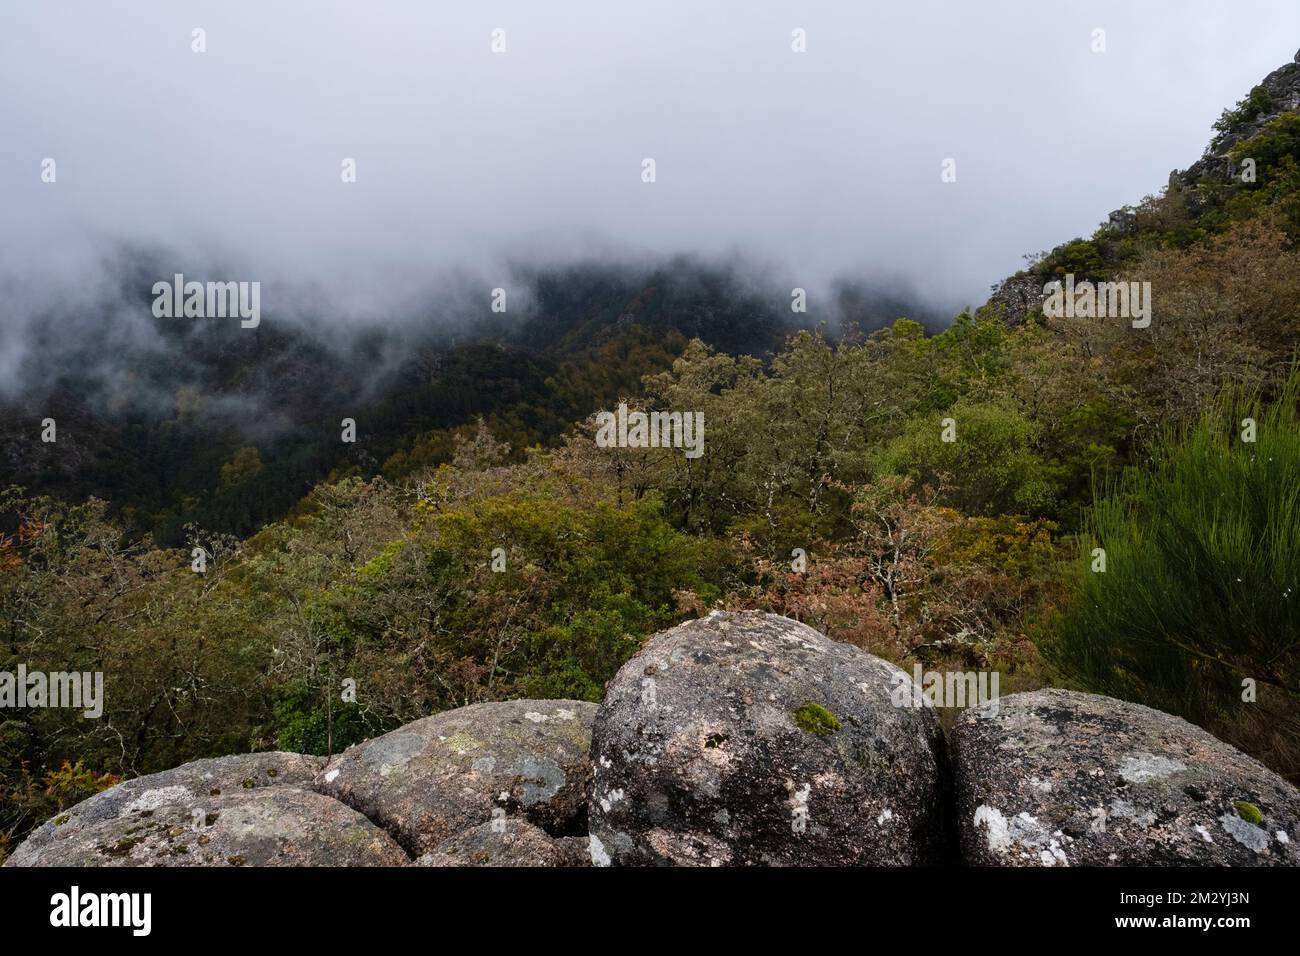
top-left (983, 51), bottom-right (1300, 325)
top-left (5, 751), bottom-right (324, 866)
top-left (953, 689), bottom-right (1300, 866)
top-left (1181, 51), bottom-right (1300, 186)
top-left (587, 611), bottom-right (949, 866)
top-left (315, 699), bottom-right (596, 855)
top-left (7, 781), bottom-right (405, 867)
top-left (984, 274), bottom-right (1046, 325)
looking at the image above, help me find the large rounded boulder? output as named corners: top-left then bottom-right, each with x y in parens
top-left (5, 786), bottom-right (407, 867)
top-left (588, 611), bottom-right (949, 865)
top-left (952, 688), bottom-right (1300, 866)
top-left (5, 751), bottom-right (323, 866)
top-left (316, 699), bottom-right (596, 855)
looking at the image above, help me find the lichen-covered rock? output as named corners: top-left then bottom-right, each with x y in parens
top-left (316, 699), bottom-right (596, 855)
top-left (416, 819), bottom-right (570, 867)
top-left (5, 787), bottom-right (407, 867)
top-left (588, 611), bottom-right (949, 866)
top-left (953, 689), bottom-right (1300, 866)
top-left (4, 751), bottom-right (323, 866)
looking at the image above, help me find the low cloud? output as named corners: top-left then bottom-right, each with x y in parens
top-left (2, 0), bottom-right (1298, 409)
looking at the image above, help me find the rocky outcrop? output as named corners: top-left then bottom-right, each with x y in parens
top-left (7, 776), bottom-right (406, 867)
top-left (953, 689), bottom-right (1300, 866)
top-left (1180, 50), bottom-right (1300, 187)
top-left (7, 617), bottom-right (1299, 867)
top-left (588, 611), bottom-right (949, 866)
top-left (984, 274), bottom-right (1046, 325)
top-left (315, 699), bottom-right (596, 855)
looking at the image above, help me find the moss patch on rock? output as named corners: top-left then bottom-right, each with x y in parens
top-left (792, 703), bottom-right (841, 737)
top-left (1233, 800), bottom-right (1263, 825)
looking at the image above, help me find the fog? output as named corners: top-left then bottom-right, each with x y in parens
top-left (2, 0), bottom-right (1298, 387)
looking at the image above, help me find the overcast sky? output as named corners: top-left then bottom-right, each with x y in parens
top-left (2, 0), bottom-right (1298, 333)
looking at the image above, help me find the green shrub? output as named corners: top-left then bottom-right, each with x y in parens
top-left (1214, 85), bottom-right (1275, 136)
top-left (1229, 114), bottom-right (1300, 188)
top-left (273, 689), bottom-right (391, 756)
top-left (1047, 370), bottom-right (1300, 766)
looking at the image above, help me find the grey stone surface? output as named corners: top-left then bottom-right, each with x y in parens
top-left (316, 699), bottom-right (596, 855)
top-left (415, 819), bottom-right (570, 867)
top-left (953, 689), bottom-right (1300, 866)
top-left (5, 751), bottom-right (322, 865)
top-left (588, 611), bottom-right (949, 866)
top-left (984, 273), bottom-right (1046, 325)
top-left (5, 787), bottom-right (408, 867)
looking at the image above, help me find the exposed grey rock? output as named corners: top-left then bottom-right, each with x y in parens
top-left (984, 273), bottom-right (1046, 325)
top-left (415, 819), bottom-right (570, 867)
top-left (953, 688), bottom-right (1300, 866)
top-left (5, 787), bottom-right (407, 867)
top-left (5, 751), bottom-right (322, 866)
top-left (588, 611), bottom-right (949, 866)
top-left (316, 699), bottom-right (596, 855)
